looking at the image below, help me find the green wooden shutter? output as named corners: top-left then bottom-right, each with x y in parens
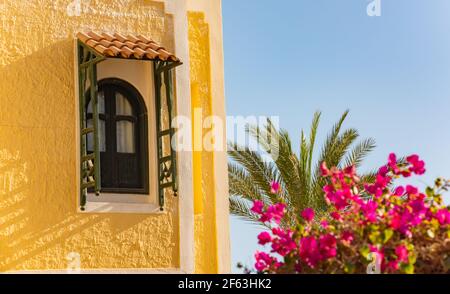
top-left (154, 61), bottom-right (179, 210)
top-left (77, 41), bottom-right (105, 211)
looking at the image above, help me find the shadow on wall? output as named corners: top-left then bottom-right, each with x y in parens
top-left (0, 40), bottom-right (178, 271)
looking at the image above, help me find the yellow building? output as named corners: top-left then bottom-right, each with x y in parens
top-left (0, 0), bottom-right (230, 274)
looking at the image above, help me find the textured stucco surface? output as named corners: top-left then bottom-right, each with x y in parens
top-left (188, 11), bottom-right (218, 274)
top-left (0, 0), bottom-right (180, 271)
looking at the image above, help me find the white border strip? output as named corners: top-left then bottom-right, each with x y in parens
top-left (165, 0), bottom-right (196, 274)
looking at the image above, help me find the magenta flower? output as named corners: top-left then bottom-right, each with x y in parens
top-left (394, 186), bottom-right (405, 196)
top-left (301, 208), bottom-right (315, 222)
top-left (361, 201), bottom-right (378, 223)
top-left (320, 162), bottom-right (330, 176)
top-left (435, 209), bottom-right (450, 225)
top-left (271, 228), bottom-right (296, 256)
top-left (378, 165), bottom-right (389, 177)
top-left (254, 251), bottom-right (277, 272)
top-left (407, 154), bottom-right (426, 175)
top-left (388, 153), bottom-right (400, 174)
top-left (270, 181), bottom-right (281, 194)
top-left (299, 236), bottom-right (320, 268)
top-left (251, 200), bottom-right (264, 214)
top-left (330, 211), bottom-right (342, 221)
top-left (341, 231), bottom-right (354, 244)
top-left (260, 203), bottom-right (286, 224)
top-left (395, 245), bottom-right (409, 263)
top-left (257, 232), bottom-right (272, 245)
top-left (319, 234), bottom-right (337, 259)
top-left (406, 185), bottom-right (418, 195)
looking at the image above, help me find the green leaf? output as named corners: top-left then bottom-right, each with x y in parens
top-left (369, 231), bottom-right (380, 244)
top-left (402, 263), bottom-right (415, 274)
top-left (360, 245), bottom-right (370, 259)
top-left (383, 229), bottom-right (394, 243)
top-left (425, 187), bottom-right (434, 198)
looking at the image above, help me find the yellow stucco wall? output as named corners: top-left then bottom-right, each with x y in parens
top-left (188, 11), bottom-right (218, 274)
top-left (0, 0), bottom-right (180, 271)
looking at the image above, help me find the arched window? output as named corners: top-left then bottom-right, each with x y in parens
top-left (86, 78), bottom-right (149, 194)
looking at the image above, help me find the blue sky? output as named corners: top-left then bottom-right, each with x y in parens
top-left (222, 0), bottom-right (450, 272)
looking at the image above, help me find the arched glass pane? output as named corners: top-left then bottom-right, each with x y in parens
top-left (87, 91), bottom-right (105, 114)
top-left (116, 92), bottom-right (133, 115)
top-left (87, 118), bottom-right (106, 152)
top-left (116, 120), bottom-right (135, 153)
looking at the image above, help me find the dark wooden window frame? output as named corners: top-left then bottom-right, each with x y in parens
top-left (86, 78), bottom-right (149, 195)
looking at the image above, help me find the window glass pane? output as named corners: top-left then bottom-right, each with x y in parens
top-left (116, 121), bottom-right (135, 153)
top-left (87, 118), bottom-right (106, 152)
top-left (116, 92), bottom-right (133, 115)
top-left (87, 91), bottom-right (105, 114)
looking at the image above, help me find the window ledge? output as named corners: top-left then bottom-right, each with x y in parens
top-left (80, 202), bottom-right (163, 214)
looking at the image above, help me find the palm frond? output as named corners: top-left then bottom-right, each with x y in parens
top-left (307, 111), bottom-right (321, 177)
top-left (228, 142), bottom-right (283, 204)
top-left (229, 196), bottom-right (267, 227)
top-left (344, 138), bottom-right (376, 168)
top-left (228, 163), bottom-right (265, 202)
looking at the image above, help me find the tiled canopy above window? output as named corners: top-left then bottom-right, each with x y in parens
top-left (77, 31), bottom-right (181, 62)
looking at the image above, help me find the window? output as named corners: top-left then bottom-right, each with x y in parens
top-left (77, 35), bottom-right (181, 211)
top-left (86, 78), bottom-right (149, 194)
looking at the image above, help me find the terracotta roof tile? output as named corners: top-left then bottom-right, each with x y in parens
top-left (77, 31), bottom-right (180, 62)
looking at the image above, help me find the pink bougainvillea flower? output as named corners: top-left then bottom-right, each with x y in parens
top-left (341, 231), bottom-right (354, 244)
top-left (395, 244), bottom-right (409, 263)
top-left (378, 165), bottom-right (389, 177)
top-left (406, 185), bottom-right (419, 196)
top-left (435, 208), bottom-right (450, 225)
top-left (254, 251), bottom-right (276, 272)
top-left (271, 228), bottom-right (296, 256)
top-left (270, 203), bottom-right (286, 223)
top-left (320, 220), bottom-right (329, 229)
top-left (319, 234), bottom-right (337, 259)
top-left (299, 236), bottom-right (320, 268)
top-left (260, 203), bottom-right (286, 224)
top-left (301, 208), bottom-right (315, 222)
top-left (251, 200), bottom-right (264, 214)
top-left (388, 153), bottom-right (397, 165)
top-left (361, 201), bottom-right (378, 223)
top-left (330, 211), bottom-right (342, 221)
top-left (257, 232), bottom-right (272, 245)
top-left (320, 162), bottom-right (330, 176)
top-left (270, 181), bottom-right (281, 194)
top-left (393, 186), bottom-right (405, 197)
top-left (407, 154), bottom-right (426, 175)
top-left (365, 173), bottom-right (391, 197)
top-left (386, 260), bottom-right (400, 271)
top-left (388, 153), bottom-right (400, 174)
top-left (325, 190), bottom-right (349, 210)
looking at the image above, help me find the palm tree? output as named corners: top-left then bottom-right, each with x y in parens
top-left (228, 110), bottom-right (376, 227)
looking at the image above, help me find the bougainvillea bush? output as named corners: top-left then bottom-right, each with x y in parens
top-left (251, 154), bottom-right (450, 274)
